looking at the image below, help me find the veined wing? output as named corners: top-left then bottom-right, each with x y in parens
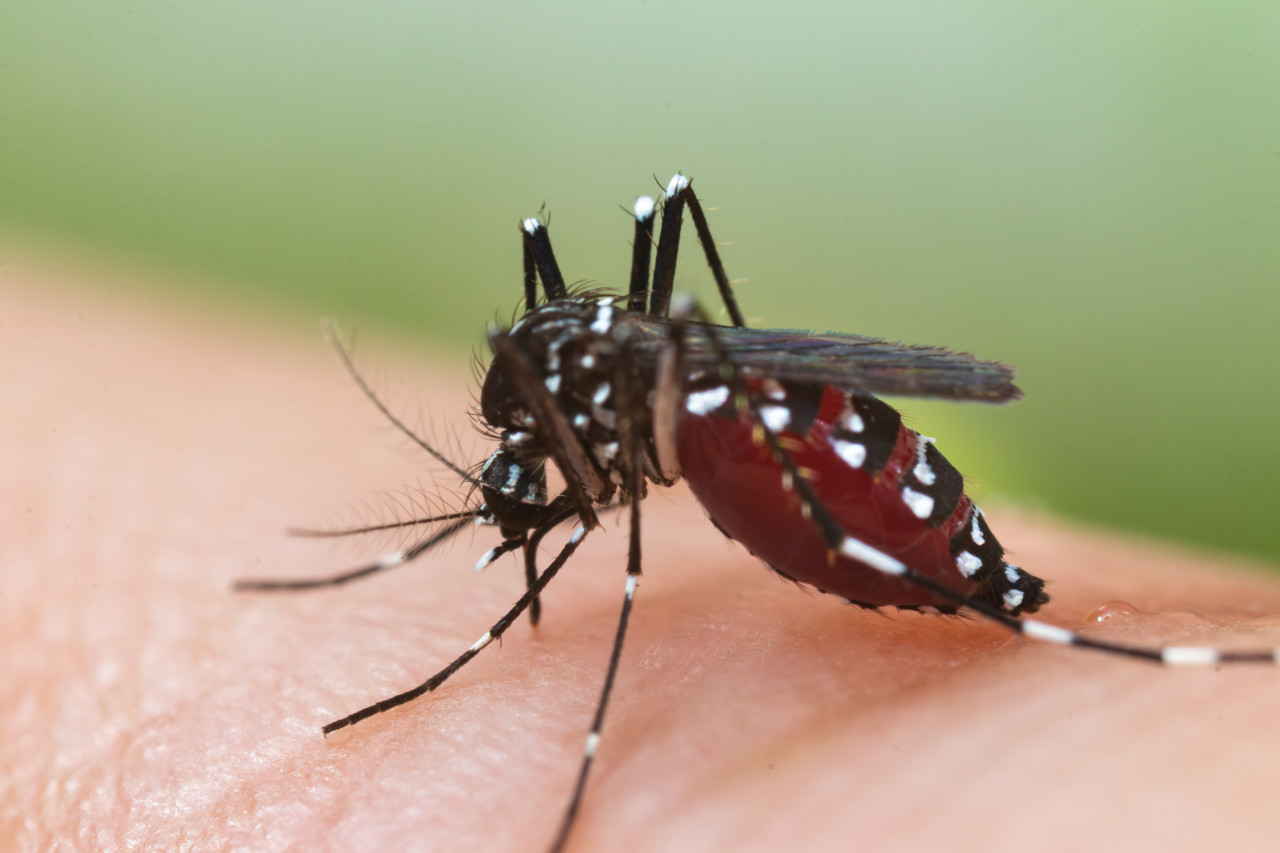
top-left (625, 316), bottom-right (1021, 402)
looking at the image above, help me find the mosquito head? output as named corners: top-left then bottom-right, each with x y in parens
top-left (478, 444), bottom-right (551, 531)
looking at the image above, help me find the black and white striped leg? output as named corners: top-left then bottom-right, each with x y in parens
top-left (547, 571), bottom-right (638, 853)
top-left (667, 295), bottom-right (1280, 669)
top-left (626, 195), bottom-right (657, 314)
top-left (234, 514), bottom-right (476, 591)
top-left (522, 217), bottom-right (568, 305)
top-left (547, 348), bottom-right (648, 853)
top-left (323, 522), bottom-right (591, 736)
top-left (647, 174), bottom-right (747, 327)
top-left (474, 534), bottom-right (528, 573)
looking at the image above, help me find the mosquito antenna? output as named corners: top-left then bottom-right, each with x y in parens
top-left (324, 320), bottom-right (479, 486)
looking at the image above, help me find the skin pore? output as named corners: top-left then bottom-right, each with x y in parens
top-left (6, 270), bottom-right (1280, 852)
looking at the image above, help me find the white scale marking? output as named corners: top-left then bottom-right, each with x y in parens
top-left (377, 550), bottom-right (407, 569)
top-left (839, 537), bottom-right (908, 576)
top-left (590, 299), bottom-right (615, 334)
top-left (470, 631), bottom-right (494, 653)
top-left (580, 354), bottom-right (596, 369)
top-left (760, 405), bottom-right (791, 432)
top-left (521, 218), bottom-right (541, 235)
top-left (502, 465), bottom-right (521, 494)
top-left (584, 732), bottom-right (600, 758)
top-left (593, 442), bottom-right (619, 466)
top-left (593, 382), bottom-right (611, 405)
top-left (570, 526), bottom-right (587, 544)
top-left (686, 386), bottom-right (730, 415)
top-left (1003, 589), bottom-right (1025, 610)
top-left (508, 431), bottom-right (531, 445)
top-left (1163, 647), bottom-right (1221, 666)
top-left (574, 413), bottom-right (590, 429)
top-left (955, 551), bottom-right (983, 577)
top-left (1005, 565), bottom-right (1021, 583)
top-left (545, 374), bottom-right (561, 394)
top-left (762, 379), bottom-right (786, 401)
top-left (781, 471), bottom-right (794, 491)
top-left (1022, 620), bottom-right (1074, 645)
top-left (546, 338), bottom-right (564, 372)
top-left (634, 196), bottom-right (656, 221)
top-left (971, 508), bottom-right (985, 546)
top-left (840, 400), bottom-right (865, 433)
top-left (475, 548), bottom-right (500, 571)
top-left (901, 487), bottom-right (935, 520)
top-left (912, 435), bottom-right (936, 486)
top-left (832, 438), bottom-right (866, 469)
top-left (666, 173), bottom-right (689, 197)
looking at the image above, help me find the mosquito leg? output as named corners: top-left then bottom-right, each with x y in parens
top-left (473, 535), bottom-right (527, 572)
top-left (522, 221), bottom-right (540, 313)
top-left (648, 174), bottom-right (746, 327)
top-left (546, 570), bottom-right (638, 853)
top-left (323, 523), bottom-right (590, 736)
top-left (667, 295), bottom-right (1280, 668)
top-left (522, 218), bottom-right (568, 302)
top-left (513, 501), bottom-right (581, 628)
top-left (547, 351), bottom-right (648, 853)
top-left (626, 195), bottom-right (657, 313)
top-left (234, 514), bottom-right (475, 591)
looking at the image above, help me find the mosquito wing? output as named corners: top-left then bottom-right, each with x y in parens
top-left (625, 317), bottom-right (1022, 402)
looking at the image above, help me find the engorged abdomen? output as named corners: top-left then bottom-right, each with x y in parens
top-left (675, 383), bottom-right (981, 610)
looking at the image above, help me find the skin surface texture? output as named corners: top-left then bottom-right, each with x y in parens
top-left (5, 266), bottom-right (1280, 853)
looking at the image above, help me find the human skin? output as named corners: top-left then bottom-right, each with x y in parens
top-left (5, 268), bottom-right (1280, 853)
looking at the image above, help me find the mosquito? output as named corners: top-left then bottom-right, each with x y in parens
top-left (237, 173), bottom-right (1280, 853)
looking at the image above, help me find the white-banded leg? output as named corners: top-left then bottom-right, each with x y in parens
top-left (626, 194), bottom-right (657, 314)
top-left (646, 174), bottom-right (747, 327)
top-left (522, 217), bottom-right (568, 305)
top-left (546, 345), bottom-right (648, 853)
top-left (323, 522), bottom-right (591, 736)
top-left (666, 294), bottom-right (1280, 669)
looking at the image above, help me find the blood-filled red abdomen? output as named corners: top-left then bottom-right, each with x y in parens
top-left (676, 382), bottom-right (979, 610)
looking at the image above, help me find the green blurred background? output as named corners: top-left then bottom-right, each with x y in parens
top-left (3, 3), bottom-right (1277, 564)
